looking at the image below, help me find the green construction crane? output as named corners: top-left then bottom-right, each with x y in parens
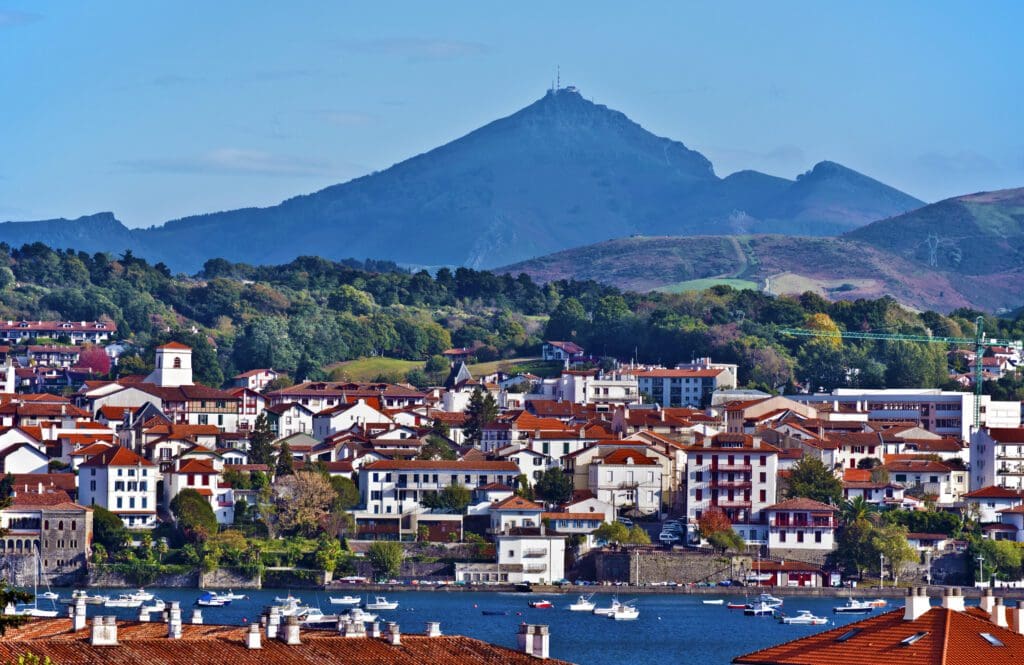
top-left (780, 316), bottom-right (1023, 430)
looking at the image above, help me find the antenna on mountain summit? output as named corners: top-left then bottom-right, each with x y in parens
top-left (556, 65), bottom-right (560, 90)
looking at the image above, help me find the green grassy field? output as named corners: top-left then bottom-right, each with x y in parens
top-left (657, 277), bottom-right (759, 294)
top-left (329, 357), bottom-right (423, 381)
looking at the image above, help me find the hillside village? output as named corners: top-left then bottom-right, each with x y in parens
top-left (2, 324), bottom-right (1024, 592)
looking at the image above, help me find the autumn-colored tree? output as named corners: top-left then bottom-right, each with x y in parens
top-left (78, 344), bottom-right (111, 375)
top-left (804, 312), bottom-right (842, 350)
top-left (273, 471), bottom-right (337, 537)
top-left (697, 507), bottom-right (732, 539)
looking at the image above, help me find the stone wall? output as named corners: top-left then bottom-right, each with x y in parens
top-left (353, 560), bottom-right (452, 581)
top-left (589, 548), bottom-right (735, 585)
top-left (200, 568), bottom-right (261, 590)
top-left (0, 555), bottom-right (40, 588)
top-left (767, 548), bottom-right (832, 567)
top-left (88, 567), bottom-right (199, 588)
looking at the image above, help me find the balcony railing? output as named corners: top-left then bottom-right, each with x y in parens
top-left (717, 499), bottom-right (752, 508)
top-left (715, 464), bottom-right (752, 473)
top-left (710, 480), bottom-right (751, 490)
top-left (522, 549), bottom-right (547, 558)
top-left (770, 520), bottom-right (834, 528)
top-left (524, 564), bottom-right (547, 573)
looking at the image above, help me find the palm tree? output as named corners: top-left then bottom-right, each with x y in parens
top-left (841, 496), bottom-right (875, 525)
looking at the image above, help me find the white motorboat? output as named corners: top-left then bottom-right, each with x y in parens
top-left (568, 594), bottom-right (595, 611)
top-left (592, 597), bottom-right (621, 616)
top-left (702, 599), bottom-right (724, 605)
top-left (778, 610), bottom-right (828, 625)
top-left (104, 594), bottom-right (143, 608)
top-left (833, 598), bottom-right (875, 614)
top-left (218, 590), bottom-right (247, 600)
top-left (196, 592), bottom-right (228, 607)
top-left (274, 596), bottom-right (305, 616)
top-left (39, 591), bottom-right (59, 601)
top-left (141, 599), bottom-right (166, 613)
top-left (68, 590), bottom-right (108, 605)
top-left (755, 593), bottom-right (783, 608)
top-left (329, 595), bottom-right (361, 606)
top-left (363, 596), bottom-right (398, 611)
top-left (344, 607), bottom-right (378, 623)
top-left (275, 594), bottom-right (301, 604)
top-left (610, 604), bottom-right (639, 620)
top-left (744, 601), bottom-right (777, 617)
top-left (298, 607), bottom-right (340, 626)
top-left (127, 589), bottom-right (154, 602)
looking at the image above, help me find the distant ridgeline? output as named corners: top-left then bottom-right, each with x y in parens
top-left (2, 240), bottom-right (1024, 403)
top-left (0, 87), bottom-right (922, 272)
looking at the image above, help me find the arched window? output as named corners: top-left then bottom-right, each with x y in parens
top-left (71, 520), bottom-right (76, 531)
top-left (58, 521), bottom-right (63, 531)
top-left (173, 357), bottom-right (182, 369)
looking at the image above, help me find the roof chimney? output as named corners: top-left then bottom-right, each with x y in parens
top-left (91, 615), bottom-right (118, 646)
top-left (167, 601), bottom-right (182, 639)
top-left (941, 587), bottom-right (965, 612)
top-left (245, 623), bottom-right (261, 650)
top-left (903, 586), bottom-right (931, 621)
top-left (367, 621), bottom-right (382, 638)
top-left (71, 595), bottom-right (87, 632)
top-left (1012, 601), bottom-right (1024, 635)
top-left (425, 621), bottom-right (442, 637)
top-left (980, 588), bottom-right (996, 613)
top-left (342, 619), bottom-right (367, 638)
top-left (517, 623), bottom-right (550, 660)
top-left (281, 615), bottom-right (301, 645)
top-left (385, 622), bottom-right (401, 645)
top-left (190, 609), bottom-right (203, 624)
top-left (991, 597), bottom-right (1008, 629)
top-left (265, 606), bottom-right (281, 640)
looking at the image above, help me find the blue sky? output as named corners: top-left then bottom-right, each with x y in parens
top-left (1, 1), bottom-right (1022, 227)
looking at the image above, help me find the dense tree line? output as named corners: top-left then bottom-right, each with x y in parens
top-left (1, 242), bottom-right (1022, 396)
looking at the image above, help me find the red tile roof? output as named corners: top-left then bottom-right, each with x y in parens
top-left (492, 495), bottom-right (545, 511)
top-left (764, 498), bottom-right (837, 512)
top-left (78, 445), bottom-right (153, 468)
top-left (0, 618), bottom-right (571, 665)
top-left (363, 460), bottom-right (518, 472)
top-left (734, 605), bottom-right (1024, 665)
top-left (601, 448), bottom-right (657, 465)
top-left (156, 341), bottom-right (191, 350)
top-left (172, 459), bottom-right (217, 474)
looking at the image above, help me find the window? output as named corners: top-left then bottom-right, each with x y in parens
top-left (173, 357), bottom-right (182, 369)
top-left (695, 489), bottom-right (702, 501)
top-left (759, 472), bottom-right (766, 483)
top-left (815, 531), bottom-right (822, 543)
top-left (759, 490), bottom-right (766, 502)
top-left (797, 531), bottom-right (804, 543)
top-left (779, 531), bottom-right (786, 543)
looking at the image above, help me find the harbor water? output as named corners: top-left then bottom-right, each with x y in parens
top-left (31, 588), bottom-right (948, 664)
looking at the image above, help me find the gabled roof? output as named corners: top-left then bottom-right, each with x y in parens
top-left (962, 486), bottom-right (1024, 500)
top-left (172, 459), bottom-right (217, 475)
top-left (363, 460), bottom-right (518, 472)
top-left (764, 498), bottom-right (837, 513)
top-left (156, 341), bottom-right (191, 350)
top-left (491, 495), bottom-right (544, 512)
top-left (600, 448), bottom-right (657, 465)
top-left (734, 605), bottom-right (1024, 665)
top-left (986, 428), bottom-right (1024, 443)
top-left (884, 459), bottom-right (954, 474)
top-left (78, 445), bottom-right (153, 468)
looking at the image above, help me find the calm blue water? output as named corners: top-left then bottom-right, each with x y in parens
top-left (42, 588), bottom-right (912, 664)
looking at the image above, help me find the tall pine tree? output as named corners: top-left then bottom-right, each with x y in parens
top-left (463, 387), bottom-right (498, 445)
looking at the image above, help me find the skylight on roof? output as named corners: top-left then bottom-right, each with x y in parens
top-left (900, 632), bottom-right (928, 646)
top-left (836, 628), bottom-right (861, 642)
top-left (980, 632), bottom-right (1005, 647)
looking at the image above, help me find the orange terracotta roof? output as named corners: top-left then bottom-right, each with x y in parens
top-left (734, 605), bottom-right (1024, 665)
top-left (492, 495), bottom-right (544, 511)
top-left (363, 460), bottom-right (518, 472)
top-left (0, 618), bottom-right (571, 664)
top-left (78, 445), bottom-right (153, 468)
top-left (601, 448), bottom-right (657, 465)
top-left (172, 459), bottom-right (217, 474)
top-left (764, 498), bottom-right (837, 512)
top-left (156, 341), bottom-right (191, 350)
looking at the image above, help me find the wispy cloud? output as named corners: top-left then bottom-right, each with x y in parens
top-left (0, 10), bottom-right (39, 28)
top-left (118, 148), bottom-right (334, 177)
top-left (338, 37), bottom-right (488, 61)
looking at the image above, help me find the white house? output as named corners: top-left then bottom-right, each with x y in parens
top-left (265, 402), bottom-right (315, 438)
top-left (163, 458), bottom-right (232, 524)
top-left (495, 447), bottom-right (556, 485)
top-left (0, 443), bottom-right (49, 475)
top-left (313, 400), bottom-right (393, 440)
top-left (359, 460), bottom-right (520, 515)
top-left (495, 531), bottom-right (566, 584)
top-left (884, 459), bottom-right (967, 505)
top-left (541, 341), bottom-right (585, 364)
top-left (231, 368), bottom-right (279, 392)
top-left (587, 448), bottom-right (663, 517)
top-left (970, 428), bottom-right (1024, 491)
top-left (77, 446), bottom-right (157, 529)
top-left (962, 486), bottom-right (1024, 524)
top-left (488, 495), bottom-right (546, 533)
top-left (763, 498), bottom-right (838, 553)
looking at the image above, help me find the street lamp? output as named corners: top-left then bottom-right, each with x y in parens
top-left (977, 555), bottom-right (985, 586)
top-left (879, 553), bottom-right (885, 588)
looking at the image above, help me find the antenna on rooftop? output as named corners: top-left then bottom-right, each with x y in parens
top-left (556, 65), bottom-right (560, 90)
